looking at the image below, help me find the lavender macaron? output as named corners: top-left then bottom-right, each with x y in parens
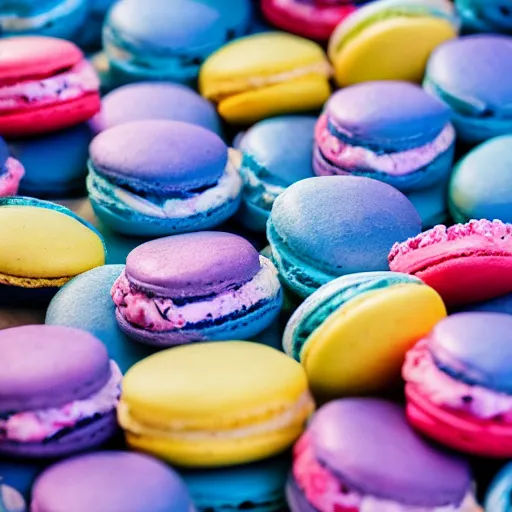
top-left (87, 120), bottom-right (242, 237)
top-left (288, 399), bottom-right (478, 512)
top-left (30, 452), bottom-right (193, 512)
top-left (111, 231), bottom-right (283, 346)
top-left (0, 325), bottom-right (121, 459)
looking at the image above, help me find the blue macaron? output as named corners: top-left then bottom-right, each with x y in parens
top-left (267, 175), bottom-right (422, 298)
top-left (103, 0), bottom-right (226, 86)
top-left (449, 135), bottom-right (512, 223)
top-left (45, 264), bottom-right (155, 374)
top-left (407, 178), bottom-right (450, 229)
top-left (9, 124), bottom-right (92, 199)
top-left (456, 0), bottom-right (512, 35)
top-left (89, 82), bottom-right (222, 136)
top-left (87, 120), bottom-right (242, 237)
top-left (237, 116), bottom-right (316, 232)
top-left (0, 0), bottom-right (88, 40)
top-left (197, 0), bottom-right (253, 39)
top-left (485, 462), bottom-right (512, 511)
top-left (424, 35), bottom-right (512, 144)
top-left (180, 455), bottom-right (289, 512)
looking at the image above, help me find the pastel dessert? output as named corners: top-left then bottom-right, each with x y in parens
top-left (10, 124), bottom-right (91, 199)
top-left (111, 232), bottom-right (282, 346)
top-left (0, 0), bottom-right (88, 40)
top-left (407, 178), bottom-right (450, 229)
top-left (389, 219), bottom-right (512, 307)
top-left (199, 32), bottom-right (332, 125)
top-left (404, 312), bottom-right (512, 457)
top-left (89, 82), bottom-right (222, 136)
top-left (46, 265), bottom-right (155, 375)
top-left (87, 121), bottom-right (242, 237)
top-left (268, 176), bottom-right (421, 298)
top-left (104, 0), bottom-right (225, 85)
top-left (288, 399), bottom-right (479, 512)
top-left (30, 452), bottom-right (193, 512)
top-left (0, 37), bottom-right (100, 137)
top-left (328, 0), bottom-right (458, 86)
top-left (283, 271), bottom-right (446, 400)
top-left (118, 341), bottom-right (314, 466)
top-left (237, 116), bottom-right (316, 232)
top-left (197, 0), bottom-right (253, 39)
top-left (485, 462), bottom-right (512, 511)
top-left (449, 136), bottom-right (512, 223)
top-left (0, 325), bottom-right (121, 458)
top-left (0, 137), bottom-right (24, 198)
top-left (314, 81), bottom-right (455, 192)
top-left (0, 481), bottom-right (25, 512)
top-left (261, 0), bottom-right (357, 41)
top-left (0, 197), bottom-right (106, 307)
top-left (456, 0), bottom-right (512, 34)
top-left (181, 455), bottom-right (289, 512)
top-left (424, 35), bottom-right (512, 144)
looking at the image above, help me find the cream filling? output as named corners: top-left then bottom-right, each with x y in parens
top-left (118, 391), bottom-right (314, 440)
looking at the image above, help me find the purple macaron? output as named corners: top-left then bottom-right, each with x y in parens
top-left (288, 399), bottom-right (477, 512)
top-left (0, 325), bottom-right (121, 459)
top-left (111, 231), bottom-right (283, 346)
top-left (30, 451), bottom-right (193, 512)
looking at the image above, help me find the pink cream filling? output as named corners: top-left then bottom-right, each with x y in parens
top-left (0, 60), bottom-right (100, 112)
top-left (0, 361), bottom-right (122, 443)
top-left (0, 157), bottom-right (25, 197)
top-left (388, 219), bottom-right (512, 270)
top-left (404, 340), bottom-right (512, 422)
top-left (293, 433), bottom-right (476, 512)
top-left (315, 114), bottom-right (455, 176)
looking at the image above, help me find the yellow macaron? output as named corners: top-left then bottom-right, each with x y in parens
top-left (118, 341), bottom-right (315, 467)
top-left (0, 198), bottom-right (106, 305)
top-left (283, 272), bottom-right (446, 401)
top-left (199, 32), bottom-right (331, 125)
top-left (328, 0), bottom-right (458, 86)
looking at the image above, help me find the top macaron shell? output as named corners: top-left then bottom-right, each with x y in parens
top-left (428, 312), bottom-right (512, 393)
top-left (307, 399), bottom-right (471, 506)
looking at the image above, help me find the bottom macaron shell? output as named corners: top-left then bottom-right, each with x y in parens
top-left (0, 284), bottom-right (60, 308)
top-left (0, 94), bottom-right (100, 137)
top-left (286, 475), bottom-right (320, 512)
top-left (406, 385), bottom-right (512, 458)
top-left (115, 291), bottom-right (283, 347)
top-left (0, 411), bottom-right (118, 459)
top-left (416, 256), bottom-right (512, 307)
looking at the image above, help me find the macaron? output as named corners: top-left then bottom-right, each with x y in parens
top-left (314, 81), bottom-right (455, 192)
top-left (389, 219), bottom-right (512, 307)
top-left (89, 82), bottom-right (222, 136)
top-left (0, 197), bottom-right (106, 307)
top-left (9, 124), bottom-right (92, 199)
top-left (87, 121), bottom-right (242, 237)
top-left (424, 35), bottom-right (512, 144)
top-left (0, 37), bottom-right (101, 137)
top-left (0, 325), bottom-right (121, 458)
top-left (31, 452), bottom-right (193, 512)
top-left (456, 0), bottom-right (512, 35)
top-left (197, 0), bottom-right (253, 39)
top-left (283, 271), bottom-right (446, 400)
top-left (111, 232), bottom-right (283, 346)
top-left (199, 32), bottom-right (332, 125)
top-left (267, 175), bottom-right (422, 298)
top-left (328, 0), bottom-right (458, 86)
top-left (449, 136), bottom-right (512, 223)
top-left (406, 178), bottom-right (450, 229)
top-left (261, 0), bottom-right (357, 41)
top-left (237, 116), bottom-right (316, 232)
top-left (485, 462), bottom-right (512, 511)
top-left (103, 0), bottom-right (225, 85)
top-left (118, 341), bottom-right (314, 466)
top-left (181, 455), bottom-right (289, 512)
top-left (0, 0), bottom-right (88, 40)
top-left (46, 265), bottom-right (155, 375)
top-left (288, 399), bottom-right (478, 512)
top-left (0, 482), bottom-right (25, 512)
top-left (404, 312), bottom-right (512, 457)
top-left (0, 137), bottom-right (24, 198)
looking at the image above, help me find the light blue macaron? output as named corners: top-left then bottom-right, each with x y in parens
top-left (485, 462), bottom-right (512, 510)
top-left (197, 0), bottom-right (253, 39)
top-left (103, 0), bottom-right (226, 86)
top-left (237, 116), bottom-right (316, 232)
top-left (456, 0), bottom-right (512, 35)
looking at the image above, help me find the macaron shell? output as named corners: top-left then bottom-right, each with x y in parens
top-left (0, 205), bottom-right (105, 282)
top-left (485, 462), bottom-right (512, 511)
top-left (331, 16), bottom-right (456, 85)
top-left (301, 283), bottom-right (446, 399)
